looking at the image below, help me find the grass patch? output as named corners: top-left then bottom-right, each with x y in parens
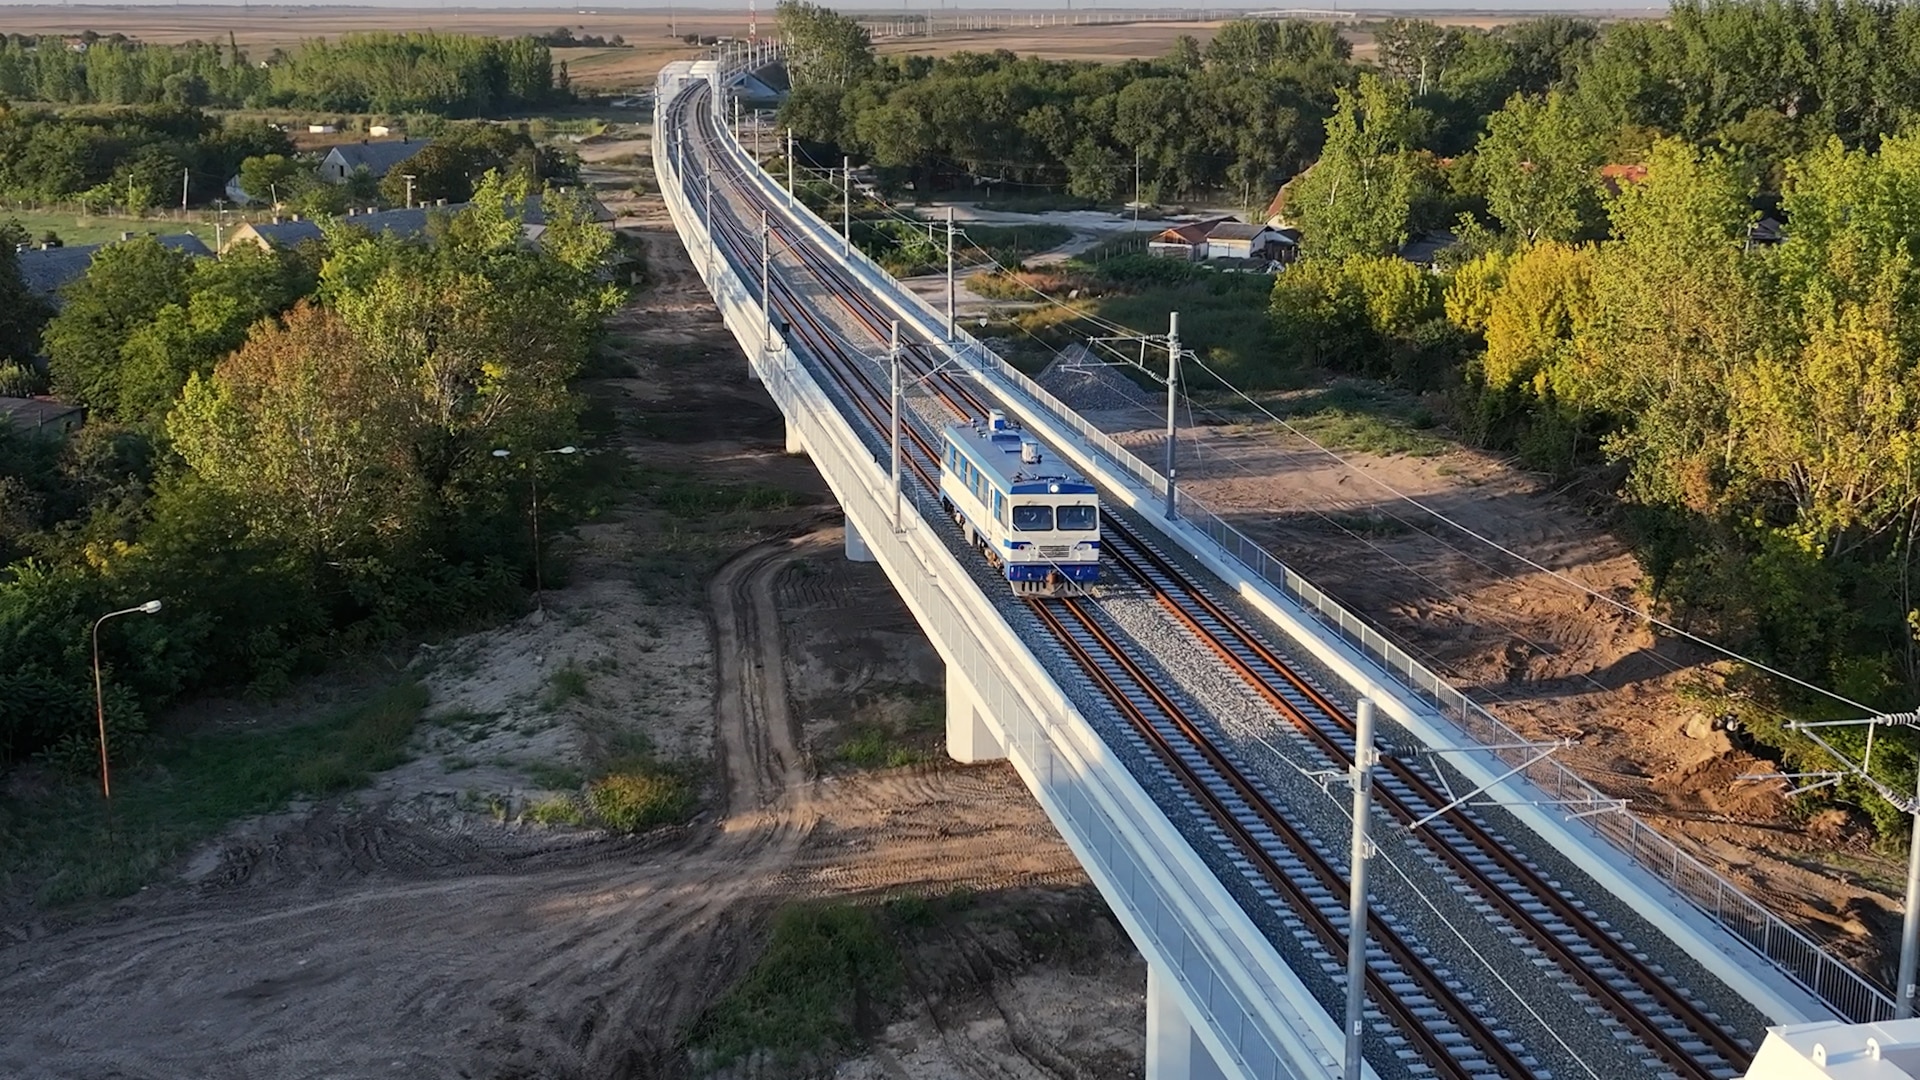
top-left (524, 760), bottom-right (585, 791)
top-left (544, 662), bottom-right (591, 709)
top-left (1264, 383), bottom-right (1449, 457)
top-left (690, 901), bottom-right (901, 1069)
top-left (834, 689), bottom-right (944, 770)
top-left (855, 216), bottom-right (1072, 276)
top-left (640, 470), bottom-right (809, 518)
top-left (2, 208), bottom-right (200, 248)
top-left (586, 771), bottom-right (693, 832)
top-left (576, 727), bottom-right (695, 833)
top-left (524, 794), bottom-right (586, 826)
top-left (0, 682), bottom-right (428, 909)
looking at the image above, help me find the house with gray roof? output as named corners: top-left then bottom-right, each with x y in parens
top-left (17, 233), bottom-right (213, 302)
top-left (319, 139), bottom-right (427, 184)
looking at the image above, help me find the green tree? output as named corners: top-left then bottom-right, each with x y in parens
top-left (1476, 91), bottom-right (1603, 243)
top-left (779, 1), bottom-right (873, 89)
top-left (0, 241), bottom-right (50, 365)
top-left (44, 238), bottom-right (195, 415)
top-left (237, 153), bottom-right (307, 205)
top-left (1287, 75), bottom-right (1419, 259)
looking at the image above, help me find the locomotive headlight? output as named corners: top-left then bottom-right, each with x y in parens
top-left (1049, 483), bottom-right (1059, 493)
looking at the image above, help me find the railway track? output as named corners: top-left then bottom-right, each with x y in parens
top-left (668, 81), bottom-right (1754, 1080)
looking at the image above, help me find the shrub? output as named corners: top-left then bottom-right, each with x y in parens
top-left (587, 769), bottom-right (692, 832)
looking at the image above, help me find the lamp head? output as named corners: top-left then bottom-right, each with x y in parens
top-left (139, 600), bottom-right (162, 614)
top-left (553, 446), bottom-right (578, 455)
top-left (491, 448), bottom-right (511, 458)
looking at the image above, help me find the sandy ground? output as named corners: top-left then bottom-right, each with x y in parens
top-left (1056, 378), bottom-right (1905, 980)
top-left (0, 137), bottom-right (1143, 1080)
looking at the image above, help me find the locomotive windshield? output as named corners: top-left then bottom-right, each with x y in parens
top-left (1056, 506), bottom-right (1097, 531)
top-left (1012, 505), bottom-right (1054, 531)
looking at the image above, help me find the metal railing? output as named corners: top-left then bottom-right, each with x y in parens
top-left (698, 78), bottom-right (1895, 1026)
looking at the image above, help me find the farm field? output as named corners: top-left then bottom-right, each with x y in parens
top-left (0, 6), bottom-right (1657, 85)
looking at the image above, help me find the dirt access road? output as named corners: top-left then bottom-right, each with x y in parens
top-left (0, 157), bottom-right (1140, 1079)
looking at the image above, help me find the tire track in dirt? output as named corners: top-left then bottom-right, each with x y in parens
top-left (0, 530), bottom-right (1095, 1080)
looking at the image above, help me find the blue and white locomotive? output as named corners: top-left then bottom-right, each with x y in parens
top-left (940, 410), bottom-right (1101, 595)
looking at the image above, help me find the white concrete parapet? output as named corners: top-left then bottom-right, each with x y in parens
top-left (1745, 1018), bottom-right (1920, 1079)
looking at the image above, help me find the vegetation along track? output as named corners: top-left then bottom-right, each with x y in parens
top-left (674, 79), bottom-right (1750, 1079)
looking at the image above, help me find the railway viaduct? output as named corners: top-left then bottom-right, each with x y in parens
top-left (655, 54), bottom-right (1888, 1080)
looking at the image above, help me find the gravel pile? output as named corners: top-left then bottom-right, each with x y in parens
top-left (1035, 345), bottom-right (1157, 414)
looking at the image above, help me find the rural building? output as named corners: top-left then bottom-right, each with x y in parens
top-left (1749, 215), bottom-right (1788, 247)
top-left (0, 396), bottom-right (84, 439)
top-left (1204, 220), bottom-right (1293, 262)
top-left (368, 124), bottom-right (397, 138)
top-left (1147, 221), bottom-right (1218, 261)
top-left (1396, 230), bottom-right (1458, 269)
top-left (222, 206), bottom-right (438, 252)
top-left (1264, 187), bottom-right (1290, 228)
top-left (307, 124), bottom-right (338, 135)
top-left (1599, 162), bottom-right (1649, 195)
top-left (16, 233), bottom-right (213, 301)
top-left (319, 139), bottom-right (426, 184)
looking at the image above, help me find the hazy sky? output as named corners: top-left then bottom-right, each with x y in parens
top-left (0, 2), bottom-right (1656, 10)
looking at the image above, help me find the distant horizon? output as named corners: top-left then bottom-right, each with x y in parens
top-left (0, 2), bottom-right (1666, 13)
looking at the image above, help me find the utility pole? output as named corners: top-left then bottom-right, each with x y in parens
top-left (842, 155), bottom-right (852, 256)
top-left (889, 320), bottom-right (903, 530)
top-left (1902, 764), bottom-right (1920, 1019)
top-left (786, 129), bottom-right (796, 207)
top-left (402, 173), bottom-right (417, 209)
top-left (945, 205), bottom-right (956, 341)
top-left (1164, 311), bottom-right (1181, 520)
top-left (213, 199), bottom-right (226, 250)
top-left (1133, 149), bottom-right (1142, 232)
top-left (1343, 698), bottom-right (1378, 1080)
top-left (704, 169), bottom-right (714, 281)
top-left (180, 167), bottom-right (188, 211)
top-left (761, 209), bottom-right (773, 359)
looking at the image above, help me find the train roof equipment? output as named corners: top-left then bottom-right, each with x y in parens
top-left (946, 411), bottom-right (1097, 497)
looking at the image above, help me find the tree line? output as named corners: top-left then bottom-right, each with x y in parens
top-left (0, 101), bottom-right (292, 209)
top-left (775, 2), bottom-right (1589, 208)
top-left (0, 30), bottom-right (565, 116)
top-left (0, 101), bottom-right (580, 217)
top-left (0, 176), bottom-right (618, 768)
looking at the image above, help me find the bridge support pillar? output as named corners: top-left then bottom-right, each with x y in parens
top-left (785, 419), bottom-right (805, 456)
top-left (945, 666), bottom-right (1005, 764)
top-left (844, 518), bottom-right (877, 563)
top-left (1147, 964), bottom-right (1230, 1080)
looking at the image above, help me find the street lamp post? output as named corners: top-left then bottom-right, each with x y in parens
top-left (492, 447), bottom-right (578, 618)
top-left (93, 600), bottom-right (162, 808)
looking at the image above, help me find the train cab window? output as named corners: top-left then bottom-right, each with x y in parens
top-left (1012, 505), bottom-right (1054, 532)
top-left (1057, 506), bottom-right (1098, 531)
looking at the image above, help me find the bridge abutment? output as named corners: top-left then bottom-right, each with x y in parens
top-left (945, 666), bottom-right (1005, 763)
top-left (1148, 964), bottom-right (1232, 1080)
